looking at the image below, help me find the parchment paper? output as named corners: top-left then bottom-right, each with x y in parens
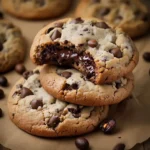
top-left (0, 0), bottom-right (150, 149)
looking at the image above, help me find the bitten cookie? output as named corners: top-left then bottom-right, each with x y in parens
top-left (40, 65), bottom-right (134, 106)
top-left (75, 0), bottom-right (150, 38)
top-left (30, 18), bottom-right (138, 84)
top-left (1, 0), bottom-right (71, 20)
top-left (8, 67), bottom-right (109, 137)
top-left (0, 20), bottom-right (25, 73)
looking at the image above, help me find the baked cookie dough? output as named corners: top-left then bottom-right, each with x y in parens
top-left (8, 67), bottom-right (109, 137)
top-left (75, 0), bottom-right (150, 38)
top-left (1, 0), bottom-right (71, 20)
top-left (30, 18), bottom-right (138, 84)
top-left (40, 65), bottom-right (134, 106)
top-left (0, 20), bottom-right (25, 73)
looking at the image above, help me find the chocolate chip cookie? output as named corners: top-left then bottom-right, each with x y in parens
top-left (0, 20), bottom-right (25, 73)
top-left (1, 0), bottom-right (71, 20)
top-left (75, 0), bottom-right (150, 38)
top-left (30, 18), bottom-right (138, 84)
top-left (8, 67), bottom-right (109, 137)
top-left (40, 65), bottom-right (134, 106)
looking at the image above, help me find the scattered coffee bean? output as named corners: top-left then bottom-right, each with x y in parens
top-left (54, 22), bottom-right (64, 28)
top-left (88, 39), bottom-right (98, 48)
top-left (75, 137), bottom-right (89, 150)
top-left (0, 89), bottom-right (4, 99)
top-left (70, 17), bottom-right (84, 24)
top-left (99, 8), bottom-right (110, 16)
top-left (0, 108), bottom-right (3, 117)
top-left (143, 52), bottom-right (150, 62)
top-left (0, 12), bottom-right (3, 19)
top-left (0, 76), bottom-right (8, 87)
top-left (20, 87), bottom-right (33, 98)
top-left (30, 99), bottom-right (43, 109)
top-left (61, 71), bottom-right (72, 78)
top-left (47, 116), bottom-right (60, 128)
top-left (23, 71), bottom-right (33, 79)
top-left (94, 22), bottom-right (109, 29)
top-left (113, 143), bottom-right (125, 150)
top-left (0, 42), bottom-right (3, 51)
top-left (50, 30), bottom-right (61, 41)
top-left (15, 64), bottom-right (26, 74)
top-left (100, 119), bottom-right (116, 134)
top-left (110, 48), bottom-right (122, 58)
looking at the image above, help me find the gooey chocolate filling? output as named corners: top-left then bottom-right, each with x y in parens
top-left (36, 43), bottom-right (95, 79)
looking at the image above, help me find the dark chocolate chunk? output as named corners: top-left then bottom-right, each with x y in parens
top-left (100, 119), bottom-right (116, 134)
top-left (15, 64), bottom-right (26, 74)
top-left (23, 71), bottom-right (33, 79)
top-left (88, 39), bottom-right (98, 48)
top-left (0, 108), bottom-right (3, 117)
top-left (50, 30), bottom-right (61, 41)
top-left (115, 80), bottom-right (121, 89)
top-left (54, 22), bottom-right (64, 28)
top-left (110, 48), bottom-right (122, 58)
top-left (75, 137), bottom-right (89, 150)
top-left (61, 71), bottom-right (72, 78)
top-left (70, 17), bottom-right (84, 24)
top-left (0, 89), bottom-right (4, 99)
top-left (68, 107), bottom-right (81, 118)
top-left (143, 52), bottom-right (150, 62)
top-left (0, 76), bottom-right (8, 87)
top-left (94, 22), bottom-right (110, 29)
top-left (20, 87), bottom-right (33, 98)
top-left (30, 99), bottom-right (43, 109)
top-left (113, 143), bottom-right (125, 150)
top-left (46, 27), bottom-right (54, 34)
top-left (0, 42), bottom-right (3, 51)
top-left (98, 8), bottom-right (110, 16)
top-left (47, 116), bottom-right (60, 128)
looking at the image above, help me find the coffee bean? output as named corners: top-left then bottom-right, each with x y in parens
top-left (113, 143), bottom-right (125, 150)
top-left (100, 119), bottom-right (116, 134)
top-left (54, 22), bottom-right (64, 28)
top-left (99, 8), bottom-right (110, 16)
top-left (110, 48), bottom-right (122, 58)
top-left (0, 12), bottom-right (3, 19)
top-left (23, 71), bottom-right (33, 79)
top-left (30, 99), bottom-right (43, 109)
top-left (94, 22), bottom-right (110, 29)
top-left (20, 87), bottom-right (33, 98)
top-left (61, 71), bottom-right (72, 78)
top-left (15, 64), bottom-right (26, 74)
top-left (0, 89), bottom-right (4, 99)
top-left (0, 76), bottom-right (8, 87)
top-left (88, 39), bottom-right (98, 48)
top-left (50, 30), bottom-right (61, 41)
top-left (0, 42), bottom-right (3, 51)
top-left (0, 108), bottom-right (3, 117)
top-left (143, 52), bottom-right (150, 62)
top-left (75, 137), bottom-right (89, 150)
top-left (47, 116), bottom-right (60, 128)
top-left (70, 17), bottom-right (84, 24)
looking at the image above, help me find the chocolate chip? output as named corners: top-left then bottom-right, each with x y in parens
top-left (61, 71), bottom-right (72, 78)
top-left (46, 27), bottom-right (54, 34)
top-left (110, 48), bottom-right (122, 58)
top-left (35, 0), bottom-right (45, 6)
top-left (115, 80), bottom-right (121, 89)
top-left (92, 0), bottom-right (100, 3)
top-left (30, 99), bottom-right (43, 109)
top-left (94, 22), bottom-right (110, 29)
top-left (143, 52), bottom-right (150, 62)
top-left (15, 64), bottom-right (26, 74)
top-left (113, 143), bottom-right (125, 150)
top-left (116, 16), bottom-right (123, 20)
top-left (100, 119), bottom-right (116, 134)
top-left (75, 137), bottom-right (89, 150)
top-left (22, 71), bottom-right (33, 79)
top-left (68, 107), bottom-right (81, 118)
top-left (0, 76), bottom-right (8, 87)
top-left (50, 30), bottom-right (61, 41)
top-left (6, 24), bottom-right (14, 29)
top-left (98, 8), bottom-right (110, 16)
top-left (54, 22), bottom-right (64, 28)
top-left (0, 12), bottom-right (3, 19)
top-left (20, 87), bottom-right (33, 98)
top-left (88, 39), bottom-right (98, 48)
top-left (64, 83), bottom-right (79, 90)
top-left (0, 89), bottom-right (4, 99)
top-left (70, 17), bottom-right (84, 24)
top-left (47, 116), bottom-right (60, 128)
top-left (0, 108), bottom-right (3, 117)
top-left (34, 70), bottom-right (40, 74)
top-left (0, 42), bottom-right (3, 51)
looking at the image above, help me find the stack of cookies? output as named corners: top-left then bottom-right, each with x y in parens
top-left (8, 17), bottom-right (139, 137)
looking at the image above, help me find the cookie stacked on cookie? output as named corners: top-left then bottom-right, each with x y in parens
top-left (8, 18), bottom-right (139, 137)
